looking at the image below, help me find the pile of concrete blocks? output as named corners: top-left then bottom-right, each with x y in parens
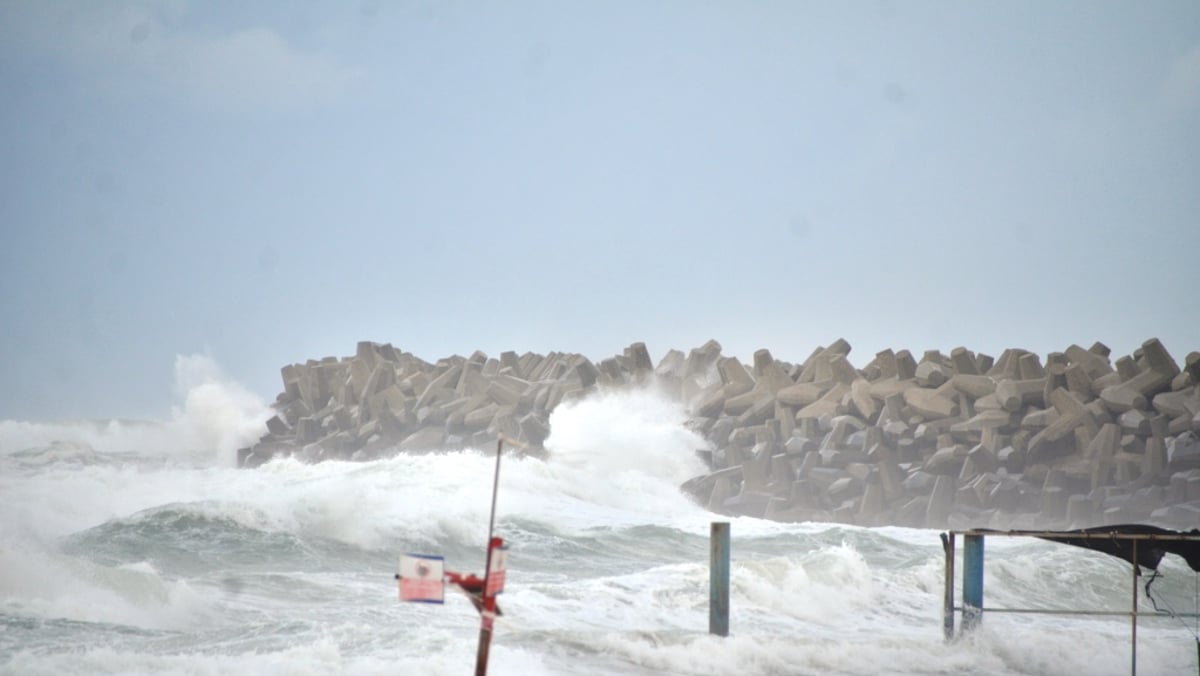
top-left (238, 336), bottom-right (1200, 531)
top-left (677, 338), bottom-right (1200, 531)
top-left (236, 340), bottom-right (658, 467)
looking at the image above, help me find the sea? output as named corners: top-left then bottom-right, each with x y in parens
top-left (2, 373), bottom-right (1198, 675)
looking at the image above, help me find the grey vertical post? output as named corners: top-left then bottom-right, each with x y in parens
top-left (962, 533), bottom-right (984, 632)
top-left (710, 522), bottom-right (730, 637)
top-left (941, 532), bottom-right (955, 640)
top-left (1131, 540), bottom-right (1137, 676)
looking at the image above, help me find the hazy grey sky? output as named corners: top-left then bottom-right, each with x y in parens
top-left (2, 1), bottom-right (1198, 421)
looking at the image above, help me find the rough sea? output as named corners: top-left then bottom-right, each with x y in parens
top-left (3, 381), bottom-right (1198, 675)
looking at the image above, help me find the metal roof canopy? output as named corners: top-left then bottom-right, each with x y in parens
top-left (940, 527), bottom-right (1200, 676)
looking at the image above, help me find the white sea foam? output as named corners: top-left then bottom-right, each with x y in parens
top-left (3, 378), bottom-right (1199, 674)
top-left (0, 353), bottom-right (271, 466)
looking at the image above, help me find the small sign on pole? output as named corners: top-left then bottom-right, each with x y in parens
top-left (486, 544), bottom-right (507, 596)
top-left (399, 554), bottom-right (445, 604)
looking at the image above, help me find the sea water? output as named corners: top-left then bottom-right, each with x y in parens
top-left (2, 376), bottom-right (1198, 675)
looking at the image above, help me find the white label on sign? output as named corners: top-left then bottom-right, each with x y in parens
top-left (399, 554), bottom-right (444, 604)
top-left (486, 546), bottom-right (507, 596)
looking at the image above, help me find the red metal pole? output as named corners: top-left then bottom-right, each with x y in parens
top-left (475, 438), bottom-right (505, 676)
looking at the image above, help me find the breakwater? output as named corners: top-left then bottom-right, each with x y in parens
top-left (237, 338), bottom-right (1200, 529)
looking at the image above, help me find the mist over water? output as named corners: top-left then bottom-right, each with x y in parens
top-left (2, 359), bottom-right (1198, 675)
top-left (1, 354), bottom-right (271, 467)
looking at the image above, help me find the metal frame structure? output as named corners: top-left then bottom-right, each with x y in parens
top-left (941, 529), bottom-right (1200, 676)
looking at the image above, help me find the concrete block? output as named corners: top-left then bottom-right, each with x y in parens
top-left (718, 356), bottom-right (755, 389)
top-left (1138, 338), bottom-right (1180, 376)
top-left (895, 496), bottom-right (929, 528)
top-left (903, 387), bottom-right (959, 420)
top-left (1167, 472), bottom-right (1192, 503)
top-left (1119, 409), bottom-right (1152, 435)
top-left (950, 347), bottom-right (979, 375)
top-left (347, 358), bottom-right (372, 403)
top-left (398, 426), bottom-right (446, 453)
top-left (682, 340), bottom-right (722, 381)
top-left (1167, 433), bottom-right (1200, 472)
top-left (881, 421), bottom-right (911, 446)
top-left (265, 415), bottom-right (290, 437)
top-left (1022, 407), bottom-right (1059, 429)
top-left (1049, 387), bottom-right (1099, 437)
top-left (950, 374), bottom-right (996, 400)
top-left (826, 354), bottom-right (858, 385)
top-left (1062, 363), bottom-right (1095, 400)
top-left (655, 348), bottom-right (687, 378)
top-left (795, 383), bottom-right (849, 420)
top-left (849, 378), bottom-right (878, 421)
top-left (575, 360), bottom-right (600, 388)
top-left (416, 363), bottom-right (463, 410)
top-left (971, 393), bottom-right (1002, 412)
top-left (915, 360), bottom-right (950, 388)
top-left (987, 349), bottom-right (1021, 380)
top-left (828, 476), bottom-right (864, 504)
top-left (1066, 494), bottom-right (1093, 527)
top-left (1153, 389), bottom-right (1200, 418)
top-left (895, 350), bottom-right (918, 380)
top-left (870, 378), bottom-right (917, 403)
top-left (967, 444), bottom-right (998, 473)
top-left (752, 349), bottom-right (795, 393)
top-left (1168, 413), bottom-right (1194, 436)
top-left (737, 395), bottom-right (777, 427)
top-left (486, 381), bottom-right (523, 408)
top-left (794, 346), bottom-right (828, 384)
top-left (462, 403), bottom-right (500, 432)
top-left (498, 350), bottom-right (521, 375)
top-left (925, 476), bottom-right (956, 528)
top-left (1065, 344), bottom-right (1114, 380)
top-left (1188, 475), bottom-right (1200, 502)
top-left (295, 416), bottom-right (323, 444)
top-left (1151, 502), bottom-right (1200, 529)
top-left (980, 427), bottom-right (1007, 453)
top-left (867, 446), bottom-right (904, 501)
top-left (1099, 384), bottom-right (1149, 413)
top-left (952, 409), bottom-right (1016, 434)
top-left (1123, 365), bottom-right (1177, 400)
top-left (1110, 355), bottom-right (1136, 384)
top-left (777, 381), bottom-right (831, 407)
top-left (924, 445), bottom-right (965, 476)
top-left (1143, 434), bottom-right (1168, 481)
top-left (995, 378), bottom-right (1045, 412)
top-left (694, 384), bottom-right (727, 418)
top-left (280, 364), bottom-right (304, 402)
top-left (625, 342), bottom-right (654, 372)
top-left (1176, 369), bottom-right (1195, 391)
top-left (785, 435), bottom-right (816, 456)
top-left (859, 481), bottom-right (886, 521)
top-left (1017, 353), bottom-right (1045, 380)
top-left (724, 390), bottom-right (760, 416)
top-left (870, 349), bottom-right (899, 380)
top-left (596, 357), bottom-right (624, 385)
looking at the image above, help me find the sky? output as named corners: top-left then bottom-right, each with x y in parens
top-left (1, 0), bottom-right (1198, 422)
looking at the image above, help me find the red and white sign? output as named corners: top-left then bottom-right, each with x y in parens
top-left (399, 554), bottom-right (444, 604)
top-left (486, 546), bottom-right (507, 596)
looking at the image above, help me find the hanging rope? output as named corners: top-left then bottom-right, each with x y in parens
top-left (1143, 569), bottom-right (1200, 642)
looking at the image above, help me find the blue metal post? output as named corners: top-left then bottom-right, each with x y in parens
top-left (962, 533), bottom-right (984, 632)
top-left (710, 522), bottom-right (730, 636)
top-left (941, 532), bottom-right (955, 640)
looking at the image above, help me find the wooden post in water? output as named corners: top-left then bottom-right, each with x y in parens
top-left (962, 533), bottom-right (984, 632)
top-left (710, 522), bottom-right (730, 637)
